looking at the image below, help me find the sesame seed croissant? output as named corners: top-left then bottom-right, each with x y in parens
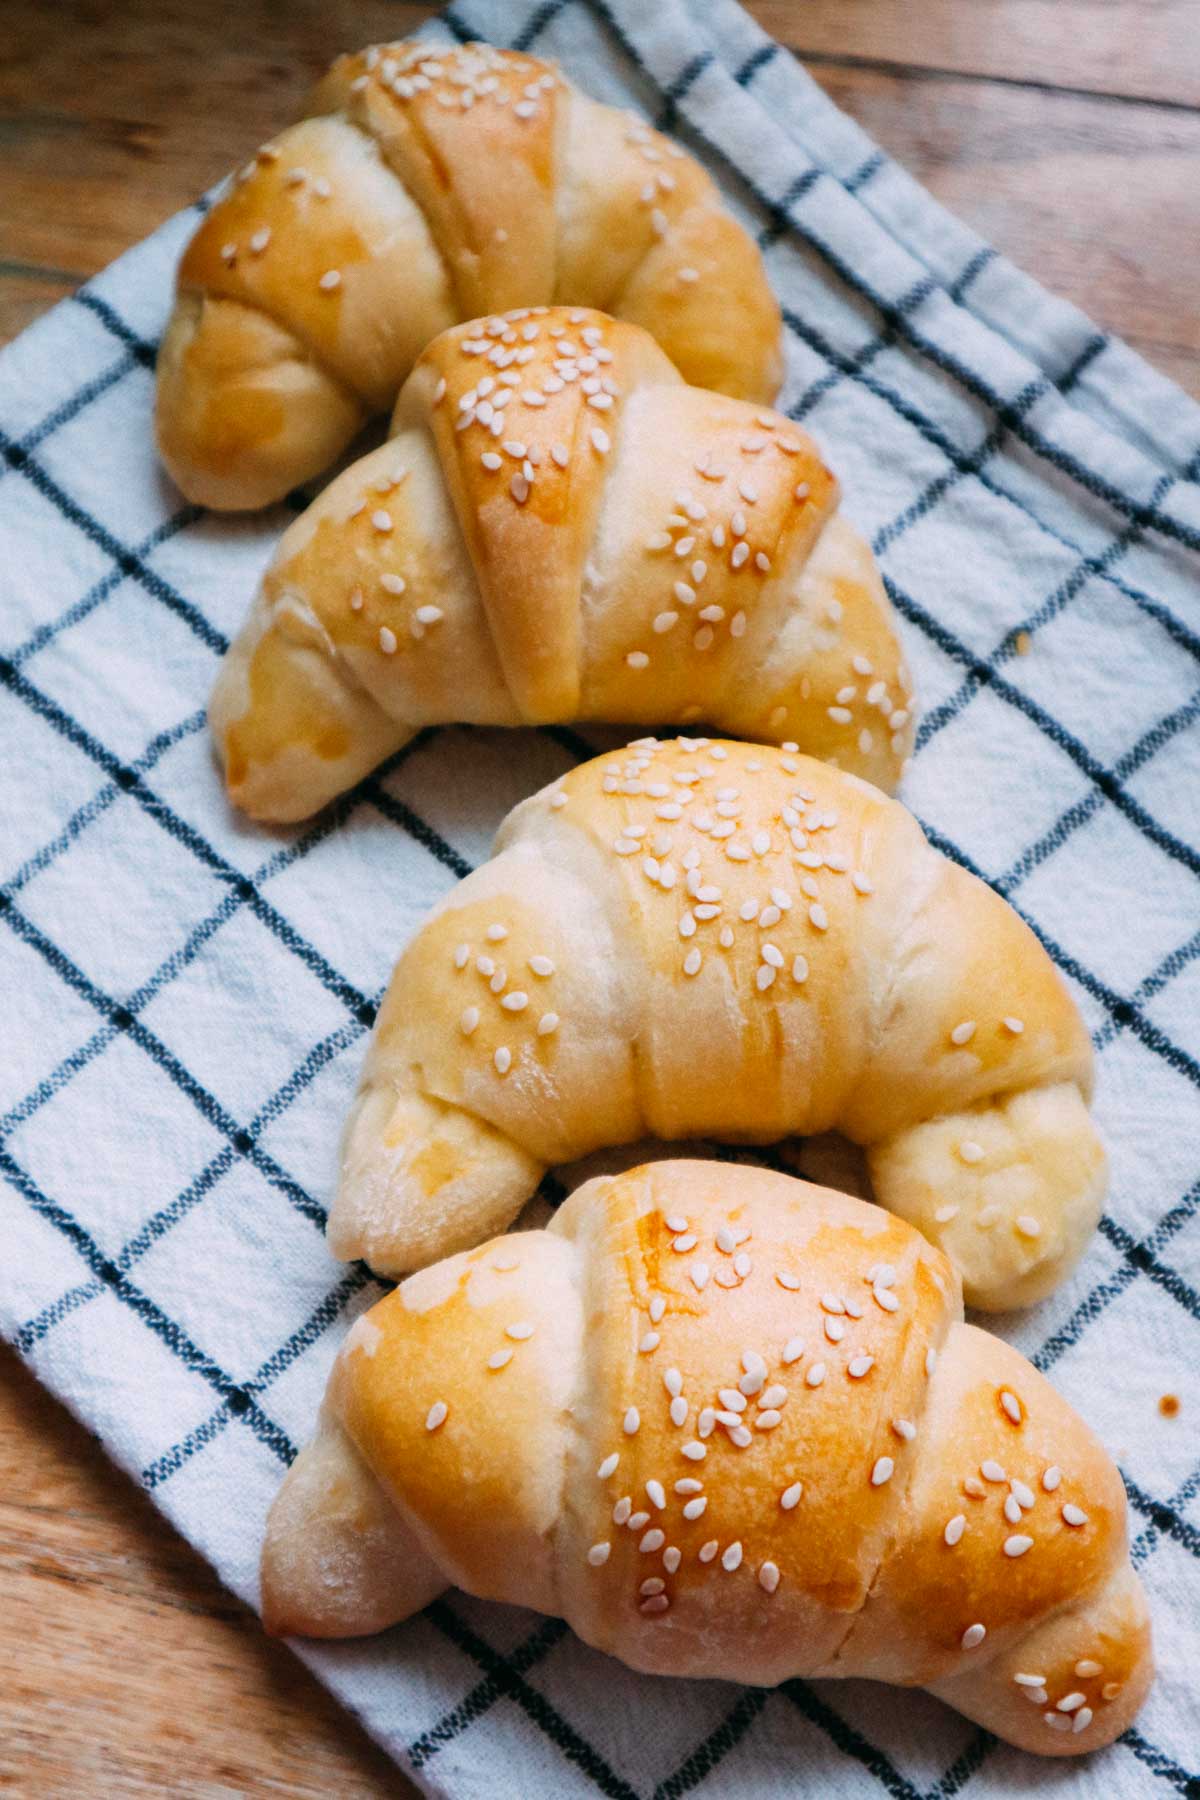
top-left (331, 737), bottom-right (1105, 1311)
top-left (263, 1163), bottom-right (1152, 1758)
top-left (209, 308), bottom-right (914, 821)
top-left (155, 41), bottom-right (782, 512)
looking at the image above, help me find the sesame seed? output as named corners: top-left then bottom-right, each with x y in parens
top-left (721, 1542), bottom-right (743, 1572)
top-left (1014, 1672), bottom-right (1047, 1689)
top-left (598, 1453), bottom-right (620, 1480)
top-left (1043, 1713), bottom-right (1073, 1733)
top-left (1004, 1533), bottom-right (1034, 1558)
top-left (425, 1400), bottom-right (448, 1431)
top-left (698, 1540), bottom-right (718, 1562)
top-left (847, 1356), bottom-right (874, 1378)
top-left (944, 1513), bottom-right (966, 1546)
top-left (640, 1528), bottom-right (665, 1553)
top-left (613, 1497), bottom-right (633, 1526)
top-left (668, 1395), bottom-right (688, 1426)
top-left (690, 1262), bottom-right (710, 1291)
top-left (893, 1418), bottom-right (916, 1440)
top-left (825, 1317), bottom-right (846, 1343)
top-left (780, 1482), bottom-right (803, 1511)
top-left (460, 1005), bottom-right (480, 1035)
top-left (871, 1457), bottom-right (894, 1486)
top-left (959, 1140), bottom-right (985, 1165)
top-left (873, 1283), bottom-right (899, 1313)
top-left (493, 1046), bottom-right (511, 1075)
top-left (487, 1348), bottom-right (514, 1370)
top-left (683, 948), bottom-right (702, 977)
top-left (782, 1337), bottom-right (805, 1364)
top-left (1003, 1016), bottom-right (1025, 1034)
top-left (756, 1410), bottom-right (782, 1430)
top-left (1057, 1693), bottom-right (1086, 1714)
top-left (1004, 1495), bottom-right (1023, 1524)
top-left (501, 991), bottom-right (528, 1012)
top-left (627, 651), bottom-right (649, 670)
top-left (1042, 1465), bottom-right (1062, 1491)
top-left (950, 1020), bottom-right (977, 1046)
top-left (249, 227), bottom-right (271, 254)
top-left (1000, 1390), bottom-right (1023, 1424)
top-left (640, 1578), bottom-right (665, 1597)
top-left (935, 1204), bottom-right (959, 1224)
top-left (683, 1496), bottom-right (708, 1520)
top-left (681, 1440), bottom-right (706, 1461)
top-left (378, 626), bottom-right (398, 655)
top-left (805, 1362), bottom-right (827, 1387)
top-left (587, 1543), bottom-right (610, 1566)
top-left (961, 1623), bottom-right (986, 1650)
top-left (1062, 1504), bottom-right (1088, 1526)
top-left (1072, 1708), bottom-right (1094, 1734)
top-left (318, 269), bottom-right (342, 291)
top-left (758, 1560), bottom-right (781, 1594)
top-left (776, 1271), bottom-right (801, 1291)
top-left (809, 903), bottom-right (829, 931)
top-left (415, 604), bottom-right (443, 627)
top-left (639, 1331), bottom-right (660, 1354)
top-left (981, 1460), bottom-right (1007, 1482)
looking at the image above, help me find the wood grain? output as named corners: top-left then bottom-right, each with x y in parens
top-left (0, 1344), bottom-right (410, 1797)
top-left (758, 0), bottom-right (1200, 105)
top-left (1, 2), bottom-right (1196, 1793)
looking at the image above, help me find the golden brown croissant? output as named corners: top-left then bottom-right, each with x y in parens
top-left (209, 307), bottom-right (913, 821)
top-left (331, 737), bottom-right (1104, 1310)
top-left (155, 41), bottom-right (782, 511)
top-left (263, 1163), bottom-right (1152, 1758)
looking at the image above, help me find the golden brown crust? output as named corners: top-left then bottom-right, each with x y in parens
top-left (156, 42), bottom-right (782, 509)
top-left (331, 738), bottom-right (1102, 1306)
top-left (264, 1164), bottom-right (1152, 1756)
top-left (210, 307), bottom-right (912, 819)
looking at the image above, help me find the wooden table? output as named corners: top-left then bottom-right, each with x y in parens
top-left (2, 4), bottom-right (1197, 1794)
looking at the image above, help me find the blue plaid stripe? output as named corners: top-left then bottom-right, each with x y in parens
top-left (2, 2), bottom-right (1198, 1795)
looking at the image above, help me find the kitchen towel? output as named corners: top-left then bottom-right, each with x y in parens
top-left (1, 1), bottom-right (1198, 1795)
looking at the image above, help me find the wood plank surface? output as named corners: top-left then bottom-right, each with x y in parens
top-left (1, 3), bottom-right (1196, 1795)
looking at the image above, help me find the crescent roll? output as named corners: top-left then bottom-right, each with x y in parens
top-left (156, 41), bottom-right (782, 510)
top-left (264, 1163), bottom-right (1152, 1758)
top-left (209, 308), bottom-right (914, 822)
top-left (331, 737), bottom-right (1105, 1311)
